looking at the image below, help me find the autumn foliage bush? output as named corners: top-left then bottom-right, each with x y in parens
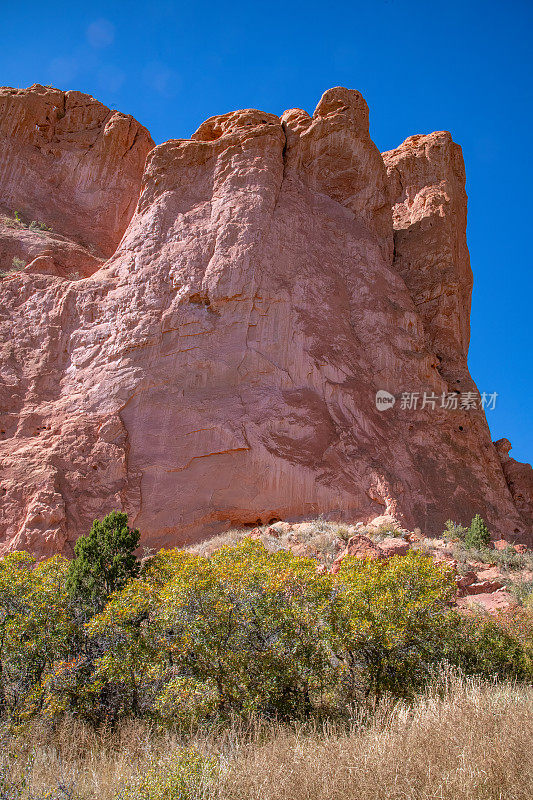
top-left (0, 513), bottom-right (532, 729)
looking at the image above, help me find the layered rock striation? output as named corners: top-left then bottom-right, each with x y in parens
top-left (0, 84), bottom-right (531, 555)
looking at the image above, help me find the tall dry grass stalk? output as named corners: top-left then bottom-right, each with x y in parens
top-left (2, 672), bottom-right (532, 799)
top-left (219, 674), bottom-right (533, 800)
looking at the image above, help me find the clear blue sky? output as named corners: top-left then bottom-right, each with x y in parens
top-left (1, 0), bottom-right (531, 462)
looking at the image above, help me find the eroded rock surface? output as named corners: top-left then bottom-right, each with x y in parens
top-left (0, 85), bottom-right (530, 556)
top-left (0, 84), bottom-right (154, 258)
top-left (494, 439), bottom-right (533, 530)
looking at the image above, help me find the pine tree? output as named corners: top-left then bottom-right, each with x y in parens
top-left (66, 511), bottom-right (140, 614)
top-left (465, 514), bottom-right (491, 549)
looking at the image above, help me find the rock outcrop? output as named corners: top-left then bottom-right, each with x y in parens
top-left (0, 84), bottom-right (153, 261)
top-left (0, 84), bottom-right (531, 556)
top-left (494, 438), bottom-right (533, 529)
top-left (196, 518), bottom-right (533, 615)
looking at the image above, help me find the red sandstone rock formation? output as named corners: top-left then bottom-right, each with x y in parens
top-left (0, 84), bottom-right (531, 556)
top-left (0, 84), bottom-right (153, 262)
top-left (494, 438), bottom-right (533, 530)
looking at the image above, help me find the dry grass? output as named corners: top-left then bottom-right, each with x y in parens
top-left (187, 519), bottom-right (355, 563)
top-left (2, 673), bottom-right (532, 799)
top-left (218, 675), bottom-right (533, 800)
top-left (188, 526), bottom-right (252, 556)
top-left (1, 719), bottom-right (174, 799)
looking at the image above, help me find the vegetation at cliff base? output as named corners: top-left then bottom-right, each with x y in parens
top-left (66, 510), bottom-right (140, 615)
top-left (0, 512), bottom-right (532, 798)
top-left (465, 513), bottom-right (492, 549)
top-left (1, 512), bottom-right (532, 728)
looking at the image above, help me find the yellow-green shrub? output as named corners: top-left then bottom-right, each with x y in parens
top-left (327, 550), bottom-right (456, 698)
top-left (154, 677), bottom-right (219, 727)
top-left (0, 529), bottom-right (531, 728)
top-left (117, 748), bottom-right (217, 800)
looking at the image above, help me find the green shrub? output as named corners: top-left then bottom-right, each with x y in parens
top-left (29, 220), bottom-right (51, 232)
top-left (0, 553), bottom-right (75, 724)
top-left (153, 677), bottom-right (219, 728)
top-left (441, 610), bottom-right (533, 681)
top-left (0, 257), bottom-right (26, 277)
top-left (66, 511), bottom-right (140, 615)
top-left (443, 519), bottom-right (468, 541)
top-left (1, 514), bottom-right (532, 729)
top-left (328, 550), bottom-right (456, 699)
top-left (465, 514), bottom-right (491, 549)
top-left (90, 540), bottom-right (333, 718)
top-left (118, 748), bottom-right (217, 800)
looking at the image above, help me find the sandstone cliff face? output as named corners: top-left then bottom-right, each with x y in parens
top-left (0, 85), bottom-right (530, 555)
top-left (494, 439), bottom-right (533, 530)
top-left (383, 131), bottom-right (472, 377)
top-left (0, 84), bottom-right (153, 265)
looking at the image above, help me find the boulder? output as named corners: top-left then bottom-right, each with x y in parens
top-left (494, 539), bottom-right (512, 551)
top-left (457, 590), bottom-right (516, 613)
top-left (377, 537), bottom-right (410, 558)
top-left (477, 566), bottom-right (504, 582)
top-left (368, 514), bottom-right (399, 530)
top-left (462, 579), bottom-right (504, 595)
top-left (263, 526), bottom-right (281, 538)
top-left (332, 535), bottom-right (383, 571)
top-left (269, 521), bottom-right (292, 535)
top-left (456, 571), bottom-right (477, 590)
top-left (245, 528), bottom-right (263, 540)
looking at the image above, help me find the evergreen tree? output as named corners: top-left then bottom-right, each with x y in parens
top-left (465, 514), bottom-right (491, 549)
top-left (66, 511), bottom-right (140, 613)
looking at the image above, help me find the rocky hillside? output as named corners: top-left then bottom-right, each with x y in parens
top-left (191, 514), bottom-right (533, 615)
top-left (0, 84), bottom-right (531, 556)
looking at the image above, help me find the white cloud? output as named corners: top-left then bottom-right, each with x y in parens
top-left (86, 18), bottom-right (115, 49)
top-left (142, 61), bottom-right (181, 97)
